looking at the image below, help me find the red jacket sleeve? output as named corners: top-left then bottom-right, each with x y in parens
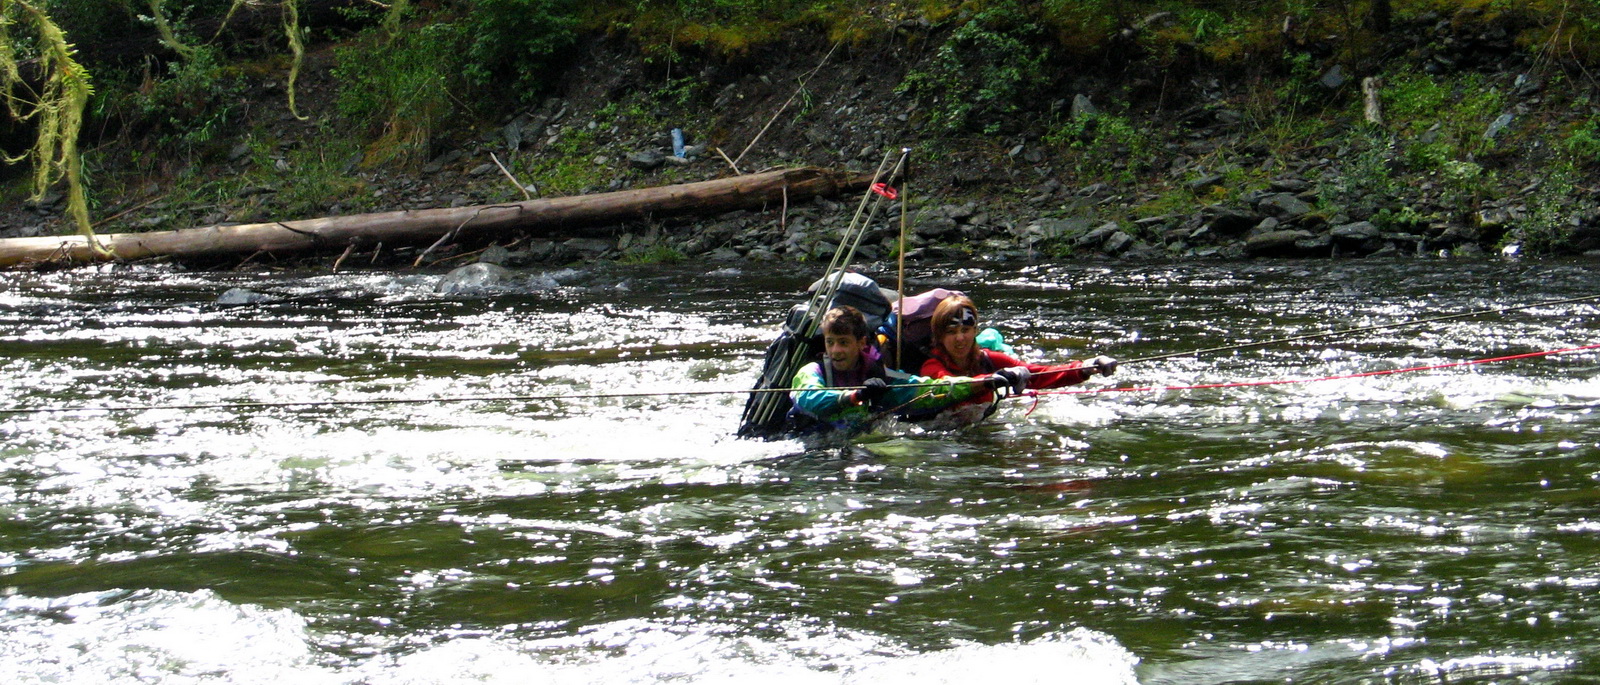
top-left (920, 356), bottom-right (956, 379)
top-left (983, 350), bottom-right (1092, 388)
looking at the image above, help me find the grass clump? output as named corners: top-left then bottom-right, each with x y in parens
top-left (620, 244), bottom-right (687, 264)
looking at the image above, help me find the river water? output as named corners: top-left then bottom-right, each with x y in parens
top-left (2, 257), bottom-right (1598, 684)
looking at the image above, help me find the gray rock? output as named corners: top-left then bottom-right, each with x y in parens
top-left (1258, 193), bottom-right (1314, 221)
top-left (1484, 113), bottom-right (1515, 141)
top-left (1251, 216), bottom-right (1281, 236)
top-left (628, 151), bottom-right (666, 170)
top-left (564, 238), bottom-right (613, 255)
top-left (1123, 244), bottom-right (1167, 261)
top-left (1434, 224), bottom-right (1482, 246)
top-left (479, 245), bottom-right (512, 265)
top-left (524, 240), bottom-right (558, 262)
top-left (1244, 229), bottom-right (1316, 257)
top-left (1030, 218), bottom-right (1093, 243)
top-left (217, 288), bottom-right (276, 305)
top-left (1295, 233), bottom-right (1333, 253)
top-left (436, 262), bottom-right (512, 295)
top-left (1514, 73), bottom-right (1542, 97)
top-left (1071, 94), bottom-right (1098, 119)
top-left (1205, 207), bottom-right (1261, 234)
top-left (916, 217), bottom-right (960, 239)
top-left (1103, 230), bottom-right (1135, 254)
top-left (1074, 221), bottom-right (1121, 249)
top-left (1320, 65), bottom-right (1348, 90)
top-left (423, 149), bottom-right (465, 174)
top-left (1187, 174), bottom-right (1224, 193)
top-left (1418, 123), bottom-right (1443, 145)
top-left (1269, 178), bottom-right (1311, 193)
top-left (1330, 221), bottom-right (1381, 245)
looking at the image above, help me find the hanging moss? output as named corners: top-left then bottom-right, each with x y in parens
top-left (283, 0), bottom-right (308, 120)
top-left (144, 0), bottom-right (200, 61)
top-left (0, 0), bottom-right (100, 247)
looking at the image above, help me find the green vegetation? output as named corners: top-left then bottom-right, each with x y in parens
top-left (898, 1), bottom-right (1052, 134)
top-left (1044, 111), bottom-right (1156, 185)
top-left (333, 21), bottom-right (466, 165)
top-left (1, 0), bottom-right (97, 243)
top-left (1517, 160), bottom-right (1578, 253)
top-left (2, 0), bottom-right (1598, 258)
top-left (462, 0), bottom-right (582, 93)
top-left (129, 45), bottom-right (245, 156)
top-left (1566, 112), bottom-right (1600, 165)
top-left (1384, 71), bottom-right (1508, 170)
top-left (621, 244), bottom-right (687, 264)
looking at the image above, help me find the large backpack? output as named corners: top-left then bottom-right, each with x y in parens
top-left (737, 272), bottom-right (895, 439)
top-left (877, 288), bottom-right (964, 375)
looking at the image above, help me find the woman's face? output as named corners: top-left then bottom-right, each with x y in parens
top-left (940, 322), bottom-right (978, 362)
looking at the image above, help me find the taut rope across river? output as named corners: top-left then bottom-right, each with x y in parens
top-left (6, 293), bottom-right (1596, 417)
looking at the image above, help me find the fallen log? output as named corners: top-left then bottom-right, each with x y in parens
top-left (0, 167), bottom-right (865, 269)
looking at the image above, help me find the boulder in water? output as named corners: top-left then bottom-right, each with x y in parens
top-left (436, 262), bottom-right (512, 294)
top-left (217, 288), bottom-right (276, 305)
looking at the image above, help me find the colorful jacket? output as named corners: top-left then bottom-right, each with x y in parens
top-left (789, 352), bottom-right (989, 433)
top-left (921, 348), bottom-right (1094, 408)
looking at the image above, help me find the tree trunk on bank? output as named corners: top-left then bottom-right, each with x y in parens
top-left (0, 167), bottom-right (865, 269)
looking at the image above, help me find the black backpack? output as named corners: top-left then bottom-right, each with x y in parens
top-left (737, 272), bottom-right (895, 439)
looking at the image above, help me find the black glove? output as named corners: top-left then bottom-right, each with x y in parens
top-left (853, 377), bottom-right (890, 404)
top-left (1087, 355), bottom-right (1118, 376)
top-left (988, 366), bottom-right (1031, 393)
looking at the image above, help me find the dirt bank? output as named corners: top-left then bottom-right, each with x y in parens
top-left (3, 11), bottom-right (1598, 269)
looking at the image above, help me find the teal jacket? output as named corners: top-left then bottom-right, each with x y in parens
top-left (789, 356), bottom-right (989, 433)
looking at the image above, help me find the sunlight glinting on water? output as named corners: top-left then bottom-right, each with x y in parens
top-left (3, 260), bottom-right (1599, 682)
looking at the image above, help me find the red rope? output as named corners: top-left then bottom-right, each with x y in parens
top-left (1028, 343), bottom-right (1600, 397)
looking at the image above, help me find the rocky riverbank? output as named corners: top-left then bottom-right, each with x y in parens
top-left (3, 9), bottom-right (1599, 268)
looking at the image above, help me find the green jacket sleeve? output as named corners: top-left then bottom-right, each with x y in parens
top-left (881, 372), bottom-right (988, 412)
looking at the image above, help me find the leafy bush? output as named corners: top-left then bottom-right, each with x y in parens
top-left (1565, 115), bottom-right (1600, 166)
top-left (1043, 111), bottom-right (1154, 184)
top-left (462, 0), bottom-right (584, 97)
top-left (899, 1), bottom-right (1052, 134)
top-left (1517, 160), bottom-right (1578, 254)
top-left (333, 21), bottom-right (467, 164)
top-left (130, 45), bottom-right (245, 153)
top-left (1320, 128), bottom-right (1401, 223)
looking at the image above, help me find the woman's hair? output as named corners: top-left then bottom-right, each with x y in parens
top-left (930, 295), bottom-right (981, 369)
top-left (820, 305), bottom-right (869, 339)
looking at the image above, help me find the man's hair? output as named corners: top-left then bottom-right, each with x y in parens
top-left (820, 305), bottom-right (869, 339)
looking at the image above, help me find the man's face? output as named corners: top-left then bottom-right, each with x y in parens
top-left (824, 332), bottom-right (868, 371)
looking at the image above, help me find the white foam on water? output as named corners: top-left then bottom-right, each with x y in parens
top-left (0, 590), bottom-right (336, 685)
top-left (1, 591), bottom-right (1139, 685)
